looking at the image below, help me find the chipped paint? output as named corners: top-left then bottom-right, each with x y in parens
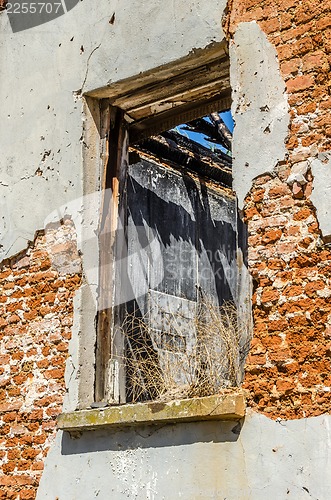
top-left (310, 152), bottom-right (331, 239)
top-left (230, 21), bottom-right (290, 209)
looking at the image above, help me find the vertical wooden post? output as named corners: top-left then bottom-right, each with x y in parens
top-left (95, 103), bottom-right (128, 403)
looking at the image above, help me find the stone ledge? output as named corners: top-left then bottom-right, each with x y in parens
top-left (57, 391), bottom-right (246, 432)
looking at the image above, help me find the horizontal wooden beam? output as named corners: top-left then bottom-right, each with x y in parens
top-left (129, 92), bottom-right (232, 143)
top-left (85, 40), bottom-right (228, 100)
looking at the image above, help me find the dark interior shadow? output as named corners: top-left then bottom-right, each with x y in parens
top-left (127, 162), bottom-right (237, 304)
top-left (117, 161), bottom-right (244, 401)
top-left (61, 417), bottom-right (245, 456)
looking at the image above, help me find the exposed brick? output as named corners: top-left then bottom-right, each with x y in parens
top-left (0, 5), bottom-right (329, 497)
top-left (260, 287), bottom-right (280, 304)
top-left (302, 51), bottom-right (329, 73)
top-left (286, 74), bottom-right (315, 93)
top-left (0, 221), bottom-right (81, 499)
top-left (262, 229), bottom-right (283, 244)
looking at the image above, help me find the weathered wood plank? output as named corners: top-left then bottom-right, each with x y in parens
top-left (129, 92), bottom-right (231, 143)
top-left (95, 105), bottom-right (128, 403)
top-left (114, 61), bottom-right (230, 114)
top-left (86, 41), bottom-right (228, 99)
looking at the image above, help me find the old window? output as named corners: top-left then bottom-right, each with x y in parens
top-left (94, 48), bottom-right (251, 406)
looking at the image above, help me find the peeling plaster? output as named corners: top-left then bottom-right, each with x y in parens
top-left (63, 284), bottom-right (97, 412)
top-left (0, 0), bottom-right (228, 262)
top-left (230, 21), bottom-right (289, 209)
top-left (37, 412), bottom-right (331, 499)
top-left (310, 152), bottom-right (331, 238)
top-left (0, 0), bottom-right (228, 410)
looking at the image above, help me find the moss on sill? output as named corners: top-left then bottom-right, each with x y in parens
top-left (57, 391), bottom-right (246, 432)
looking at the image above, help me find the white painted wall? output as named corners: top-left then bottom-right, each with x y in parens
top-left (37, 412), bottom-right (331, 499)
top-left (0, 0), bottom-right (228, 260)
top-left (230, 21), bottom-right (289, 210)
top-left (311, 152), bottom-right (331, 238)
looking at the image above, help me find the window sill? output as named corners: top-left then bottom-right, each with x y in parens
top-left (57, 391), bottom-right (246, 432)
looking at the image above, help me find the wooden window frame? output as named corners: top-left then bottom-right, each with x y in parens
top-left (94, 46), bottom-right (234, 404)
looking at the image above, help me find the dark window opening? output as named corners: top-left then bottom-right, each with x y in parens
top-left (95, 100), bottom-right (250, 406)
top-left (133, 111), bottom-right (233, 189)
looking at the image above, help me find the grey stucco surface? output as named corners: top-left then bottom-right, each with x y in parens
top-left (0, 0), bottom-right (228, 409)
top-left (0, 0), bottom-right (227, 261)
top-left (310, 152), bottom-right (331, 238)
top-left (230, 22), bottom-right (289, 209)
top-left (37, 411), bottom-right (331, 499)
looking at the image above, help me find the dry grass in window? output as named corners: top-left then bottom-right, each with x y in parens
top-left (119, 297), bottom-right (250, 403)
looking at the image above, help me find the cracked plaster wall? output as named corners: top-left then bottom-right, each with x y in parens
top-left (230, 21), bottom-right (331, 240)
top-left (310, 152), bottom-right (331, 239)
top-left (230, 21), bottom-right (290, 210)
top-left (37, 411), bottom-right (331, 499)
top-left (0, 0), bottom-right (227, 261)
top-left (0, 0), bottom-right (228, 411)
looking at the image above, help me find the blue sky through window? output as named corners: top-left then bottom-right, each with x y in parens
top-left (174, 110), bottom-right (233, 156)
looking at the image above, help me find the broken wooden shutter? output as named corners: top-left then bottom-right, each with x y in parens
top-left (125, 154), bottom-right (238, 400)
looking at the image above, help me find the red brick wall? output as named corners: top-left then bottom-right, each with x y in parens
top-left (225, 0), bottom-right (331, 155)
top-left (224, 0), bottom-right (331, 419)
top-left (0, 220), bottom-right (81, 500)
top-left (243, 177), bottom-right (331, 419)
top-left (1, 3), bottom-right (331, 497)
